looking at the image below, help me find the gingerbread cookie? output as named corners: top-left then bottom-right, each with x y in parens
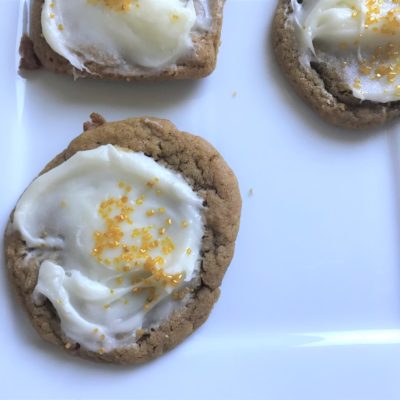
top-left (272, 0), bottom-right (400, 129)
top-left (4, 114), bottom-right (241, 364)
top-left (20, 0), bottom-right (224, 80)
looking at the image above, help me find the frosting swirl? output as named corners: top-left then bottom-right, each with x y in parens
top-left (292, 0), bottom-right (400, 102)
top-left (41, 0), bottom-right (197, 71)
top-left (13, 145), bottom-right (204, 353)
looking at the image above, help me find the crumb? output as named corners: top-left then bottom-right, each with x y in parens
top-left (136, 328), bottom-right (145, 337)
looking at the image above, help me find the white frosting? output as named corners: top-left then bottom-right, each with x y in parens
top-left (292, 0), bottom-right (400, 102)
top-left (41, 0), bottom-right (197, 71)
top-left (13, 145), bottom-right (204, 352)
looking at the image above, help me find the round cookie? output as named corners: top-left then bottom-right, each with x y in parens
top-left (4, 113), bottom-right (241, 364)
top-left (272, 0), bottom-right (400, 129)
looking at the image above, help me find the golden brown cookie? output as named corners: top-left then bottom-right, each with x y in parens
top-left (4, 114), bottom-right (241, 364)
top-left (20, 0), bottom-right (224, 80)
top-left (272, 0), bottom-right (400, 129)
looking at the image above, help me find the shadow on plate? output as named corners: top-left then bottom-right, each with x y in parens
top-left (20, 69), bottom-right (202, 115)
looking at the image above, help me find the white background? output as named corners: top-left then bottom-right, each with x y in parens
top-left (1, 1), bottom-right (400, 399)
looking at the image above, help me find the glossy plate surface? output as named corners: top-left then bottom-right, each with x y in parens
top-left (1, 1), bottom-right (400, 399)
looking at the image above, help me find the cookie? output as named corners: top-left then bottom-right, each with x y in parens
top-left (272, 0), bottom-right (400, 129)
top-left (20, 0), bottom-right (224, 80)
top-left (4, 113), bottom-right (241, 364)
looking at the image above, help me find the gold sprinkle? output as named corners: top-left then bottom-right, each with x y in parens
top-left (115, 276), bottom-right (124, 285)
top-left (65, 342), bottom-right (71, 349)
top-left (161, 236), bottom-right (176, 255)
top-left (181, 220), bottom-right (188, 228)
top-left (98, 347), bottom-right (105, 355)
top-left (57, 23), bottom-right (64, 31)
top-left (186, 248), bottom-right (192, 255)
top-left (146, 178), bottom-right (159, 188)
top-left (92, 328), bottom-right (99, 334)
top-left (103, 303), bottom-right (110, 310)
top-left (154, 256), bottom-right (165, 266)
top-left (136, 196), bottom-right (144, 205)
top-left (353, 78), bottom-right (362, 89)
top-left (166, 218), bottom-right (173, 225)
top-left (170, 273), bottom-right (183, 286)
top-left (146, 209), bottom-right (156, 217)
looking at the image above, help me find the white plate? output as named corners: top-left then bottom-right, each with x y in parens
top-left (2, 1), bottom-right (400, 399)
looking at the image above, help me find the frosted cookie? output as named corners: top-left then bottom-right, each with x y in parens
top-left (272, 0), bottom-right (400, 129)
top-left (4, 114), bottom-right (241, 364)
top-left (19, 0), bottom-right (224, 80)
